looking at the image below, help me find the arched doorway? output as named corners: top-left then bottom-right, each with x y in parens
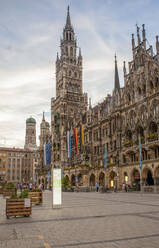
top-left (65, 175), bottom-right (69, 182)
top-left (124, 172), bottom-right (128, 184)
top-left (78, 173), bottom-right (83, 186)
top-left (71, 174), bottom-right (76, 186)
top-left (99, 172), bottom-right (105, 186)
top-left (142, 168), bottom-right (154, 185)
top-left (109, 171), bottom-right (117, 189)
top-left (89, 174), bottom-right (95, 186)
top-left (132, 169), bottom-right (140, 191)
top-left (155, 167), bottom-right (159, 185)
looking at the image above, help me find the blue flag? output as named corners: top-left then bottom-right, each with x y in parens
top-left (104, 146), bottom-right (107, 170)
top-left (47, 171), bottom-right (50, 182)
top-left (67, 131), bottom-right (72, 158)
top-left (47, 141), bottom-right (51, 164)
top-left (44, 143), bottom-right (47, 165)
top-left (139, 136), bottom-right (142, 170)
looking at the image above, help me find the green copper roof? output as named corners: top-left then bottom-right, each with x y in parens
top-left (26, 117), bottom-right (36, 124)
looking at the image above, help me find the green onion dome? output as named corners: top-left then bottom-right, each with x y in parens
top-left (26, 117), bottom-right (36, 124)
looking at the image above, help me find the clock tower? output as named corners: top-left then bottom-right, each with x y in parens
top-left (51, 6), bottom-right (88, 168)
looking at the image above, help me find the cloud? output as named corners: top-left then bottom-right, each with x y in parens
top-left (0, 0), bottom-right (159, 147)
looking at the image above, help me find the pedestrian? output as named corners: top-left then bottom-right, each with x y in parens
top-left (29, 182), bottom-right (32, 191)
top-left (20, 183), bottom-right (22, 191)
top-left (125, 184), bottom-right (127, 192)
top-left (95, 183), bottom-right (99, 192)
top-left (122, 183), bottom-right (125, 192)
top-left (42, 183), bottom-right (45, 191)
top-left (38, 183), bottom-right (42, 190)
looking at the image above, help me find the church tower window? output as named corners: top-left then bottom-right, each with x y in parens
top-left (70, 47), bottom-right (73, 56)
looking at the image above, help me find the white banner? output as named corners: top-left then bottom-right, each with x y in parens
top-left (24, 198), bottom-right (31, 208)
top-left (52, 168), bottom-right (62, 208)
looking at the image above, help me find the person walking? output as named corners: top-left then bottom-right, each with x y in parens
top-left (95, 183), bottom-right (99, 192)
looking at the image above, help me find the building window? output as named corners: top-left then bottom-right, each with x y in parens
top-left (3, 161), bottom-right (5, 168)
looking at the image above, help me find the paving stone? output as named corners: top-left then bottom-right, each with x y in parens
top-left (1, 191), bottom-right (159, 247)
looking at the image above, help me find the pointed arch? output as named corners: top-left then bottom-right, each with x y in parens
top-left (89, 174), bottom-right (95, 186)
top-left (71, 174), bottom-right (76, 186)
top-left (99, 172), bottom-right (105, 186)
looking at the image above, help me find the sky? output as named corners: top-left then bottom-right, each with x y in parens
top-left (0, 0), bottom-right (159, 148)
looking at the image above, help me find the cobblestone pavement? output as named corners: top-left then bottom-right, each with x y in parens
top-left (1, 191), bottom-right (159, 247)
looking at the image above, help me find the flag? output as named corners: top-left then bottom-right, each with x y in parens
top-left (139, 136), bottom-right (142, 170)
top-left (44, 143), bottom-right (47, 165)
top-left (74, 128), bottom-right (78, 155)
top-left (47, 141), bottom-right (51, 164)
top-left (47, 171), bottom-right (50, 182)
top-left (44, 142), bottom-right (51, 165)
top-left (104, 146), bottom-right (107, 170)
top-left (67, 131), bottom-right (72, 158)
top-left (81, 125), bottom-right (84, 146)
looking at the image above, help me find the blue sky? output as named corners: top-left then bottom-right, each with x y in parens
top-left (0, 0), bottom-right (159, 147)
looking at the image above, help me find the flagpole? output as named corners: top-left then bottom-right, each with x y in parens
top-left (104, 144), bottom-right (107, 190)
top-left (139, 134), bottom-right (142, 192)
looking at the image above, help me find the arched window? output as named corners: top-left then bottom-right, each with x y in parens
top-left (150, 81), bottom-right (153, 89)
top-left (65, 47), bottom-right (68, 56)
top-left (68, 83), bottom-right (72, 92)
top-left (149, 122), bottom-right (157, 134)
top-left (127, 94), bottom-right (131, 103)
top-left (70, 47), bottom-right (73, 56)
top-left (140, 105), bottom-right (147, 121)
top-left (74, 72), bottom-right (77, 78)
top-left (143, 84), bottom-right (146, 94)
top-left (155, 77), bottom-right (159, 87)
top-left (137, 126), bottom-right (144, 138)
top-left (74, 85), bottom-right (78, 92)
top-left (153, 104), bottom-right (159, 117)
top-left (138, 87), bottom-right (141, 95)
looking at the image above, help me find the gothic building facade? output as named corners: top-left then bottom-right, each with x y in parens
top-left (51, 8), bottom-right (159, 191)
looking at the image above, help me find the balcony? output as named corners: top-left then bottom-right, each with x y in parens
top-left (123, 140), bottom-right (133, 148)
top-left (146, 133), bottom-right (158, 142)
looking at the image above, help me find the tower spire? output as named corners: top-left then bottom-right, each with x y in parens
top-left (142, 24), bottom-right (146, 49)
top-left (114, 54), bottom-right (120, 91)
top-left (66, 5), bottom-right (71, 28)
top-left (136, 25), bottom-right (141, 45)
top-left (42, 111), bottom-right (45, 121)
top-left (156, 36), bottom-right (159, 55)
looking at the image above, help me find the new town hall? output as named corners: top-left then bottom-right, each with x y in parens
top-left (1, 7), bottom-right (159, 191)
